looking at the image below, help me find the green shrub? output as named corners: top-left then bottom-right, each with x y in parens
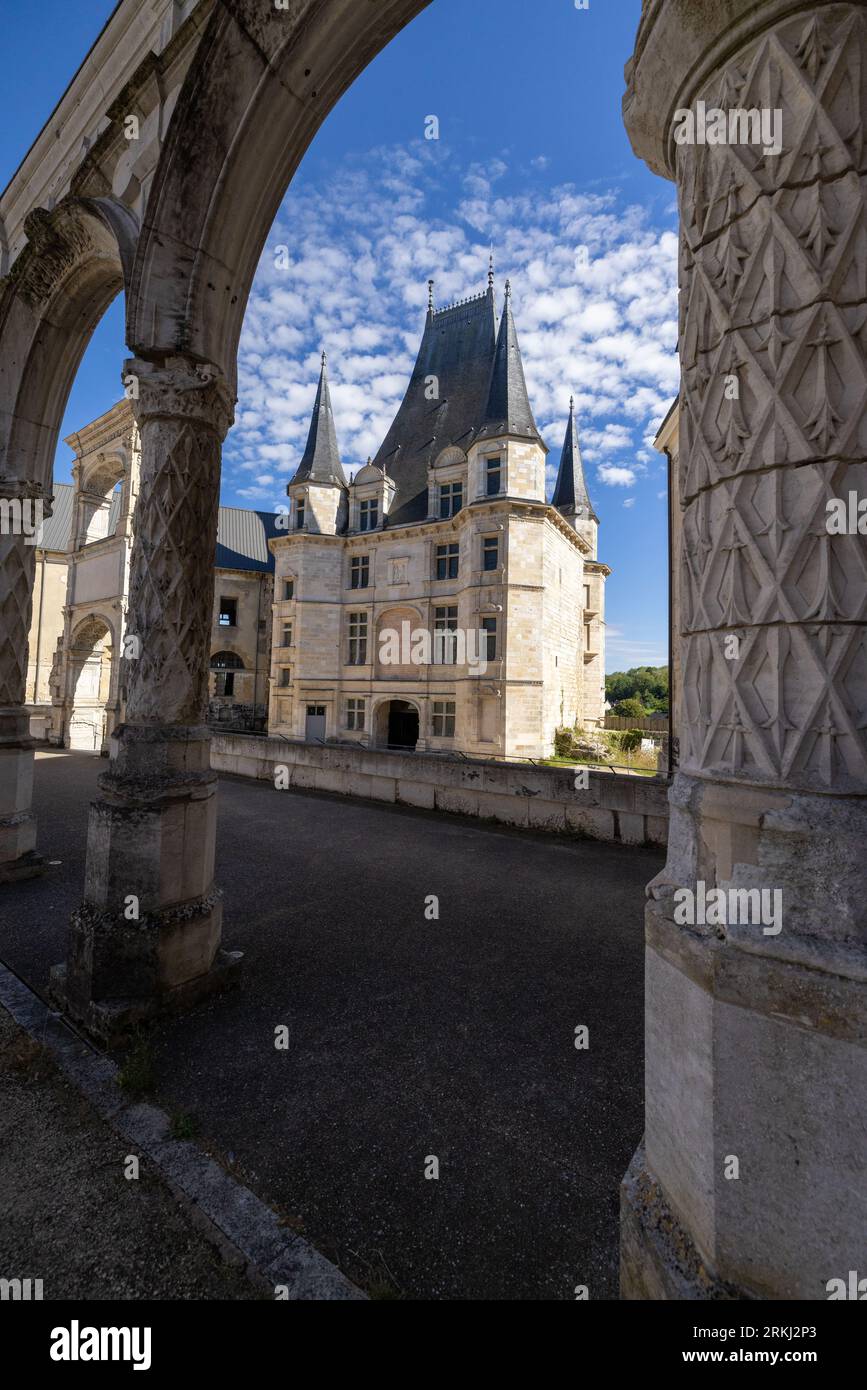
top-left (553, 728), bottom-right (576, 757)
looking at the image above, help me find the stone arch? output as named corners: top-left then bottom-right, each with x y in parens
top-left (375, 603), bottom-right (425, 678)
top-left (372, 695), bottom-right (421, 751)
top-left (75, 449), bottom-right (128, 547)
top-left (0, 196), bottom-right (138, 490)
top-left (64, 611), bottom-right (119, 752)
top-left (127, 0), bottom-right (429, 387)
top-left (432, 446), bottom-right (467, 471)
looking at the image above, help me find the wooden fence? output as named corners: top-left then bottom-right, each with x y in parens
top-left (604, 715), bottom-right (669, 733)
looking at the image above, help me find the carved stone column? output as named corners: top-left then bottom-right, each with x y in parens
top-left (0, 478), bottom-right (51, 880)
top-left (52, 357), bottom-right (242, 1040)
top-left (622, 1), bottom-right (867, 1298)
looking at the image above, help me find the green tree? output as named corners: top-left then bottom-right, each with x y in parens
top-left (606, 666), bottom-right (669, 715)
top-left (613, 696), bottom-right (647, 719)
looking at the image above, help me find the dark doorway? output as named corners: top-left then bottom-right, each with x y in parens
top-left (387, 700), bottom-right (419, 750)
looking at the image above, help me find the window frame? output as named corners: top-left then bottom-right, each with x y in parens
top-left (482, 535), bottom-right (499, 572)
top-left (435, 542), bottom-right (459, 581)
top-left (218, 597), bottom-right (237, 628)
top-left (350, 554), bottom-right (370, 589)
top-left (439, 481), bottom-right (463, 519)
top-left (348, 611), bottom-right (369, 666)
top-left (432, 700), bottom-right (456, 738)
top-left (346, 697), bottom-right (366, 731)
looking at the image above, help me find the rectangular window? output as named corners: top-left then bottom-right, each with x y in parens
top-left (439, 481), bottom-right (463, 519)
top-left (435, 543), bottom-right (459, 581)
top-left (348, 612), bottom-right (368, 665)
top-left (481, 616), bottom-right (497, 662)
top-left (278, 668), bottom-right (291, 688)
top-left (583, 584), bottom-right (591, 609)
top-left (282, 623), bottom-right (293, 648)
top-left (483, 536), bottom-right (499, 572)
top-left (350, 555), bottom-right (370, 589)
top-left (218, 597), bottom-right (237, 627)
top-left (486, 456), bottom-right (502, 496)
top-left (432, 700), bottom-right (456, 738)
top-left (434, 605), bottom-right (458, 665)
top-left (346, 698), bottom-right (366, 731)
top-left (283, 579), bottom-right (295, 600)
top-left (214, 671), bottom-right (235, 697)
top-left (359, 499), bottom-right (378, 531)
top-left (295, 498), bottom-right (305, 530)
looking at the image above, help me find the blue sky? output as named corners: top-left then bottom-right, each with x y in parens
top-left (2, 0), bottom-right (677, 671)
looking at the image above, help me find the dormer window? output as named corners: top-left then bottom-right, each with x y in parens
top-left (295, 496), bottom-right (306, 530)
top-left (360, 499), bottom-right (378, 532)
top-left (486, 456), bottom-right (502, 496)
top-left (440, 481), bottom-right (463, 519)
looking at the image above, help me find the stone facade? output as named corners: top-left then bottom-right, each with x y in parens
top-left (24, 400), bottom-right (275, 750)
top-left (270, 288), bottom-right (609, 759)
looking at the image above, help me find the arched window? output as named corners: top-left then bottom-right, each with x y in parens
top-left (211, 651), bottom-right (245, 670)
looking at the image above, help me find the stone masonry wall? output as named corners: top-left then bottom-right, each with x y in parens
top-left (211, 733), bottom-right (669, 847)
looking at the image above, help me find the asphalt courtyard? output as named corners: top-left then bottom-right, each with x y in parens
top-left (0, 749), bottom-right (663, 1300)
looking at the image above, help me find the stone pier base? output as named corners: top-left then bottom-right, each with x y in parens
top-left (620, 1145), bottom-right (744, 1301)
top-left (0, 721), bottom-right (45, 882)
top-left (54, 723), bottom-right (241, 1044)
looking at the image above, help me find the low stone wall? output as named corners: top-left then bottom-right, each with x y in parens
top-left (211, 735), bottom-right (670, 848)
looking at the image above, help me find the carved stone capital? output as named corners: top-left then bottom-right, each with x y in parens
top-left (624, 0), bottom-right (859, 179)
top-left (124, 355), bottom-right (235, 441)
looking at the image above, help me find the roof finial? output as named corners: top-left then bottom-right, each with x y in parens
top-left (427, 278), bottom-right (434, 311)
top-left (321, 349), bottom-right (327, 369)
top-left (504, 277), bottom-right (512, 301)
top-left (488, 249), bottom-right (494, 291)
top-left (569, 394), bottom-right (574, 412)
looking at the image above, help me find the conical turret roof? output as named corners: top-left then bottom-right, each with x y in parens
top-left (552, 396), bottom-right (597, 521)
top-left (290, 352), bottom-right (348, 488)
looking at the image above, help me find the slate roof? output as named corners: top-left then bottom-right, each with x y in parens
top-left (36, 484), bottom-right (276, 573)
top-left (290, 353), bottom-right (348, 489)
top-left (372, 286), bottom-right (499, 528)
top-left (37, 482), bottom-right (74, 550)
top-left (474, 283), bottom-right (544, 448)
top-left (214, 507), bottom-right (279, 572)
top-left (552, 397), bottom-right (598, 522)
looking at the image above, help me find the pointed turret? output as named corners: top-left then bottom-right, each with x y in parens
top-left (290, 352), bottom-right (348, 488)
top-left (475, 281), bottom-right (543, 444)
top-left (552, 396), bottom-right (597, 522)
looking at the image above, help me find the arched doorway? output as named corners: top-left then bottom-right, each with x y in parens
top-left (379, 699), bottom-right (419, 750)
top-left (65, 615), bottom-right (114, 752)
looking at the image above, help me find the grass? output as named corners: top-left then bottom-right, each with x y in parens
top-left (169, 1111), bottom-right (197, 1140)
top-left (118, 1035), bottom-right (156, 1098)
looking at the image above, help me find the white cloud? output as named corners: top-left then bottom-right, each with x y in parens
top-left (597, 465), bottom-right (637, 487)
top-left (222, 139), bottom-right (679, 512)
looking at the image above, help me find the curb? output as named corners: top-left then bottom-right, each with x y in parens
top-left (0, 963), bottom-right (366, 1302)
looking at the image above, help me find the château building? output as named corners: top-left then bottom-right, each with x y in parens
top-left (25, 401), bottom-right (276, 749)
top-left (269, 273), bottom-right (609, 758)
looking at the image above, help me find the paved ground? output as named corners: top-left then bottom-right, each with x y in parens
top-left (0, 1004), bottom-right (259, 1300)
top-left (0, 750), bottom-right (663, 1300)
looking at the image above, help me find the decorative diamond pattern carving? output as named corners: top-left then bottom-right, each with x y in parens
top-left (674, 6), bottom-right (867, 791)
